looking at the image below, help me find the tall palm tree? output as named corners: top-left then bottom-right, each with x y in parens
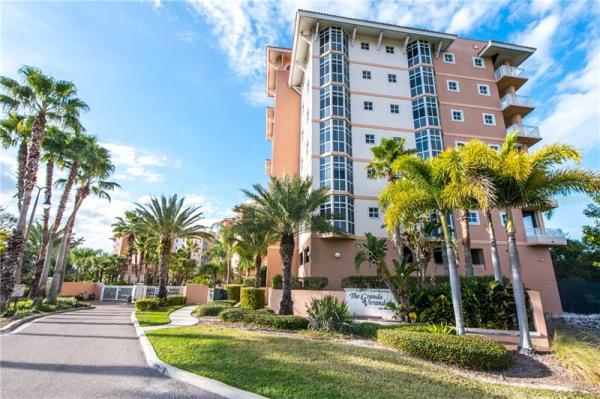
top-left (493, 134), bottom-right (600, 353)
top-left (232, 205), bottom-right (278, 287)
top-left (0, 112), bottom-right (33, 211)
top-left (381, 154), bottom-right (494, 335)
top-left (242, 176), bottom-right (332, 315)
top-left (0, 66), bottom-right (88, 308)
top-left (132, 232), bottom-right (155, 283)
top-left (112, 210), bottom-right (141, 283)
top-left (135, 195), bottom-right (209, 299)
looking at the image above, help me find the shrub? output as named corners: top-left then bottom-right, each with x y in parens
top-left (243, 277), bottom-right (256, 287)
top-left (165, 296), bottom-right (186, 306)
top-left (244, 313), bottom-right (308, 330)
top-left (306, 295), bottom-right (352, 333)
top-left (212, 300), bottom-right (237, 306)
top-left (341, 275), bottom-right (387, 289)
top-left (241, 288), bottom-right (265, 310)
top-left (219, 308), bottom-right (248, 322)
top-left (272, 274), bottom-right (283, 289)
top-left (377, 329), bottom-right (511, 371)
top-left (135, 299), bottom-right (160, 311)
top-left (271, 274), bottom-right (328, 290)
top-left (193, 303), bottom-right (232, 316)
top-left (349, 322), bottom-right (428, 339)
top-left (255, 308), bottom-right (275, 314)
top-left (224, 284), bottom-right (242, 302)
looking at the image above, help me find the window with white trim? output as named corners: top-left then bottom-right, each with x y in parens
top-left (451, 109), bottom-right (464, 122)
top-left (455, 141), bottom-right (466, 148)
top-left (365, 134), bottom-right (375, 144)
top-left (369, 207), bottom-right (379, 218)
top-left (499, 211), bottom-right (507, 226)
top-left (447, 80), bottom-right (460, 92)
top-left (473, 57), bottom-right (485, 68)
top-left (415, 129), bottom-right (443, 158)
top-left (471, 249), bottom-right (485, 266)
top-left (388, 73), bottom-right (397, 83)
top-left (385, 45), bottom-right (395, 54)
top-left (489, 144), bottom-right (500, 152)
top-left (443, 52), bottom-right (455, 63)
top-left (361, 42), bottom-right (370, 50)
top-left (362, 70), bottom-right (372, 79)
top-left (366, 167), bottom-right (375, 178)
top-left (364, 101), bottom-right (373, 111)
top-left (482, 113), bottom-right (496, 126)
top-left (477, 84), bottom-right (490, 96)
top-left (467, 210), bottom-right (480, 225)
top-left (390, 104), bottom-right (399, 114)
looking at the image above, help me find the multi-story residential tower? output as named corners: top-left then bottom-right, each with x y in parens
top-left (264, 10), bottom-right (566, 314)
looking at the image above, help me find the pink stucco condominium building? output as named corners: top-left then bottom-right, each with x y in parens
top-left (263, 10), bottom-right (566, 314)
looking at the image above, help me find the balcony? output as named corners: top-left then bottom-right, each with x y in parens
top-left (506, 123), bottom-right (541, 145)
top-left (265, 159), bottom-right (272, 176)
top-left (266, 107), bottom-right (274, 141)
top-left (495, 65), bottom-right (528, 93)
top-left (500, 93), bottom-right (534, 125)
top-left (525, 227), bottom-right (567, 247)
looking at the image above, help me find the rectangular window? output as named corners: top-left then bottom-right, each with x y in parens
top-left (477, 84), bottom-right (490, 96)
top-left (367, 168), bottom-right (375, 178)
top-left (320, 119), bottom-right (352, 155)
top-left (388, 73), bottom-right (397, 83)
top-left (412, 97), bottom-right (440, 129)
top-left (455, 141), bottom-right (466, 148)
top-left (385, 45), bottom-right (395, 54)
top-left (364, 101), bottom-right (373, 111)
top-left (369, 207), bottom-right (379, 218)
top-left (443, 52), bottom-right (455, 63)
top-left (468, 210), bottom-right (480, 225)
top-left (415, 129), bottom-right (443, 159)
top-left (447, 80), bottom-right (460, 92)
top-left (451, 109), bottom-right (464, 122)
top-left (390, 104), bottom-right (399, 114)
top-left (473, 57), bottom-right (485, 68)
top-left (407, 40), bottom-right (432, 67)
top-left (471, 249), bottom-right (485, 266)
top-left (483, 113), bottom-right (496, 126)
top-left (304, 248), bottom-right (310, 263)
top-left (361, 42), bottom-right (370, 50)
top-left (499, 211), bottom-right (507, 226)
top-left (489, 144), bottom-right (500, 151)
top-left (365, 134), bottom-right (375, 144)
top-left (362, 70), bottom-right (372, 79)
top-left (409, 66), bottom-right (436, 97)
top-left (433, 249), bottom-right (444, 264)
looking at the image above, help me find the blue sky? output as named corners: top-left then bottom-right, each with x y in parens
top-left (1, 0), bottom-right (599, 250)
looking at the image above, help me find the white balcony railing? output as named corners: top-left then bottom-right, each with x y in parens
top-left (526, 227), bottom-right (566, 239)
top-left (495, 65), bottom-right (527, 81)
top-left (506, 124), bottom-right (541, 138)
top-left (500, 93), bottom-right (533, 109)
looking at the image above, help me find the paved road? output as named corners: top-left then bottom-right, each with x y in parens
top-left (0, 303), bottom-right (223, 399)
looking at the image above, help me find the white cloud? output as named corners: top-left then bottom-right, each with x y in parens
top-left (103, 142), bottom-right (169, 183)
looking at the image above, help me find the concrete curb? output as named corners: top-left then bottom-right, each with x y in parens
top-left (132, 309), bottom-right (267, 399)
top-left (0, 305), bottom-right (94, 335)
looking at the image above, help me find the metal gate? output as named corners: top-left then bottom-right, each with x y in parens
top-left (100, 285), bottom-right (136, 301)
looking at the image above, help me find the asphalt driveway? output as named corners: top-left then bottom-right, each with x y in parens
top-left (0, 303), bottom-right (223, 399)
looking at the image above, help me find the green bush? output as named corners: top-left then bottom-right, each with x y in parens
top-left (341, 275), bottom-right (387, 289)
top-left (241, 288), bottom-right (265, 310)
top-left (212, 299), bottom-right (238, 306)
top-left (219, 307), bottom-right (308, 330)
top-left (271, 274), bottom-right (328, 290)
top-left (255, 308), bottom-right (275, 314)
top-left (193, 303), bottom-right (232, 316)
top-left (272, 274), bottom-right (283, 289)
top-left (165, 295), bottom-right (186, 306)
top-left (349, 322), bottom-right (428, 339)
top-left (224, 284), bottom-right (242, 302)
top-left (243, 277), bottom-right (256, 287)
top-left (306, 295), bottom-right (352, 333)
top-left (377, 329), bottom-right (511, 371)
top-left (219, 308), bottom-right (247, 322)
top-left (135, 299), bottom-right (160, 311)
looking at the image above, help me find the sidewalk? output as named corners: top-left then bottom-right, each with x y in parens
top-left (141, 305), bottom-right (198, 332)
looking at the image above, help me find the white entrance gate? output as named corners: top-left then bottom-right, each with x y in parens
top-left (100, 285), bottom-right (136, 301)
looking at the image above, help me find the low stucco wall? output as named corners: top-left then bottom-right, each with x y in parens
top-left (185, 284), bottom-right (209, 304)
top-left (60, 282), bottom-right (102, 298)
top-left (268, 288), bottom-right (345, 316)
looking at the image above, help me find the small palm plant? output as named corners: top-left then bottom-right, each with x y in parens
top-left (306, 295), bottom-right (352, 333)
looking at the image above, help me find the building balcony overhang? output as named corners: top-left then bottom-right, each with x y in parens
top-left (522, 199), bottom-right (559, 212)
top-left (266, 45), bottom-right (292, 98)
top-left (506, 123), bottom-right (541, 146)
top-left (478, 40), bottom-right (536, 69)
top-left (500, 94), bottom-right (534, 125)
top-left (525, 228), bottom-right (567, 247)
top-left (266, 106), bottom-right (274, 141)
top-left (265, 159), bottom-right (272, 176)
top-left (495, 65), bottom-right (529, 94)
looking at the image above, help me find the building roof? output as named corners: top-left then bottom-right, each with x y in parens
top-left (265, 45), bottom-right (292, 98)
top-left (478, 40), bottom-right (536, 68)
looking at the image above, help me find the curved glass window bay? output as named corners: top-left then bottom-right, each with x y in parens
top-left (319, 26), bottom-right (348, 54)
top-left (415, 129), bottom-right (443, 159)
top-left (320, 119), bottom-right (352, 155)
top-left (407, 40), bottom-right (432, 67)
top-left (320, 53), bottom-right (349, 86)
top-left (320, 85), bottom-right (351, 119)
top-left (319, 155), bottom-right (353, 193)
top-left (409, 66), bottom-right (436, 97)
top-left (412, 96), bottom-right (440, 129)
top-left (321, 195), bottom-right (355, 235)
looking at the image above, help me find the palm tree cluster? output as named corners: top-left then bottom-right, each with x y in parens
top-left (0, 66), bottom-right (119, 310)
top-left (67, 247), bottom-right (126, 284)
top-left (376, 134), bottom-right (599, 353)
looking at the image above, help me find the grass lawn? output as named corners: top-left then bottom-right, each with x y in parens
top-left (554, 328), bottom-right (600, 387)
top-left (136, 305), bottom-right (183, 327)
top-left (146, 324), bottom-right (592, 399)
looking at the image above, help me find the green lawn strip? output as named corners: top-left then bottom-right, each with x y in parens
top-left (554, 328), bottom-right (600, 387)
top-left (146, 324), bottom-right (591, 399)
top-left (136, 305), bottom-right (185, 327)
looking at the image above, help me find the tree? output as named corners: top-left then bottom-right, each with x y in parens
top-left (232, 205), bottom-right (278, 287)
top-left (135, 195), bottom-right (209, 299)
top-left (583, 196), bottom-right (600, 257)
top-left (0, 112), bottom-right (32, 211)
top-left (492, 133), bottom-right (600, 353)
top-left (242, 176), bottom-right (332, 315)
top-left (112, 210), bottom-right (141, 283)
top-left (1, 66), bottom-right (88, 309)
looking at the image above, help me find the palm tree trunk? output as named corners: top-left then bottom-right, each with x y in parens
top-left (1, 113), bottom-right (46, 310)
top-left (505, 209), bottom-right (534, 354)
top-left (254, 254), bottom-right (262, 288)
top-left (279, 233), bottom-right (295, 315)
top-left (438, 211), bottom-right (465, 335)
top-left (459, 210), bottom-right (473, 277)
top-left (485, 209), bottom-right (503, 282)
top-left (16, 140), bottom-right (28, 212)
top-left (158, 239), bottom-right (170, 300)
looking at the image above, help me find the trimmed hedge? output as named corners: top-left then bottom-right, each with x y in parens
top-left (219, 307), bottom-right (308, 330)
top-left (349, 322), bottom-right (428, 339)
top-left (193, 303), bottom-right (233, 316)
top-left (271, 275), bottom-right (328, 290)
top-left (219, 308), bottom-right (247, 322)
top-left (135, 299), bottom-right (160, 311)
top-left (377, 329), bottom-right (511, 371)
top-left (241, 288), bottom-right (265, 310)
top-left (224, 284), bottom-right (242, 302)
top-left (242, 277), bottom-right (256, 287)
top-left (341, 275), bottom-right (387, 289)
top-left (165, 295), bottom-right (186, 306)
top-left (212, 300), bottom-right (237, 306)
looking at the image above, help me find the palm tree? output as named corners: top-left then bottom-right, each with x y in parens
top-left (1, 66), bottom-right (88, 308)
top-left (135, 195), bottom-right (209, 299)
top-left (242, 176), bottom-right (332, 315)
top-left (132, 232), bottom-right (155, 283)
top-left (493, 134), bottom-right (600, 353)
top-left (232, 205), bottom-right (278, 287)
top-left (112, 210), bottom-right (141, 283)
top-left (0, 112), bottom-right (33, 211)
